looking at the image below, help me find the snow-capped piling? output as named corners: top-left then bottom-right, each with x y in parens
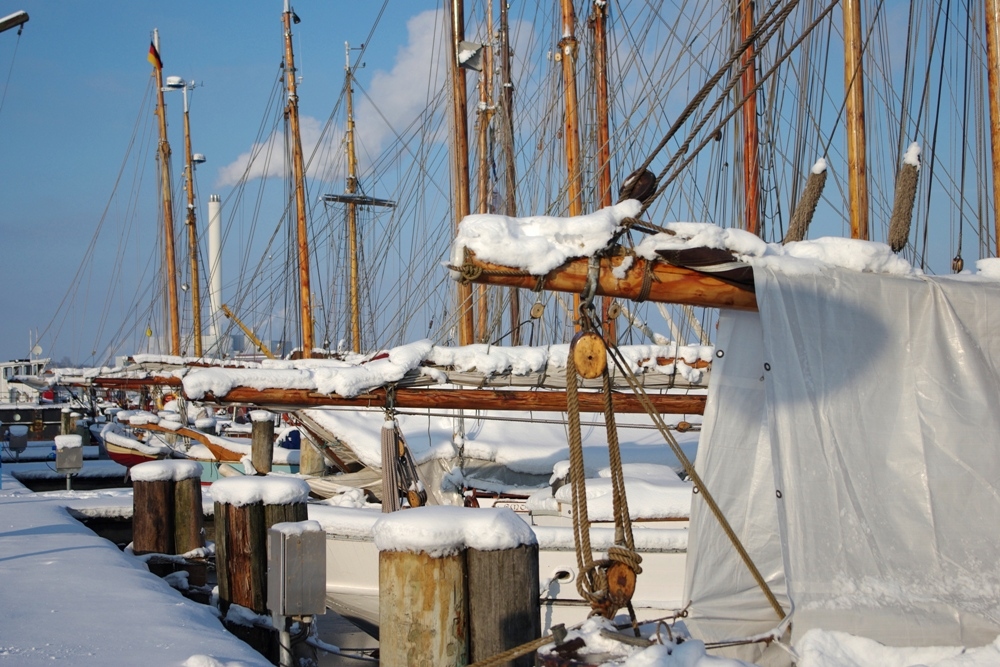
top-left (211, 476), bottom-right (310, 657)
top-left (131, 459), bottom-right (205, 556)
top-left (374, 506), bottom-right (540, 666)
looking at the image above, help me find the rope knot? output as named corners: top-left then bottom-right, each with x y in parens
top-left (458, 263), bottom-right (483, 283)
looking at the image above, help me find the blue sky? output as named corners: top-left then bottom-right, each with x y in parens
top-left (0, 1), bottom-right (440, 364)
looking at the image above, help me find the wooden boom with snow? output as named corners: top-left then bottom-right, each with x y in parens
top-left (191, 386), bottom-right (705, 415)
top-left (457, 248), bottom-right (758, 311)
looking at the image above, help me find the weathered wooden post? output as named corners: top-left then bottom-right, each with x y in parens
top-left (375, 506), bottom-right (540, 667)
top-left (212, 476), bottom-right (310, 659)
top-left (131, 459), bottom-right (205, 556)
top-left (249, 410), bottom-right (275, 474)
top-left (60, 407), bottom-right (72, 435)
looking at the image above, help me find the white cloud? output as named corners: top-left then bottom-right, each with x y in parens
top-left (214, 9), bottom-right (446, 189)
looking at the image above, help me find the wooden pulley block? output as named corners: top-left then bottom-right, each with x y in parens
top-left (530, 302), bottom-right (545, 318)
top-left (407, 488), bottom-right (425, 508)
top-left (571, 331), bottom-right (607, 379)
top-left (604, 560), bottom-right (637, 613)
top-left (606, 301), bottom-right (621, 319)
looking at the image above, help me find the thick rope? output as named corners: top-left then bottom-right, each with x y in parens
top-left (605, 343), bottom-right (786, 620)
top-left (565, 349), bottom-right (603, 606)
top-left (467, 634), bottom-right (555, 667)
top-left (888, 159), bottom-right (919, 252)
top-left (783, 167), bottom-right (827, 243)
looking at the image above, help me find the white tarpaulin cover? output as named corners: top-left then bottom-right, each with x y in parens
top-left (685, 265), bottom-right (1000, 662)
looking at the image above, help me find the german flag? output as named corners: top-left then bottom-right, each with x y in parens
top-left (147, 42), bottom-right (162, 70)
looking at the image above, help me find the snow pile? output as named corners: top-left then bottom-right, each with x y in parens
top-left (131, 459), bottom-right (203, 482)
top-left (182, 340), bottom-right (434, 399)
top-left (209, 476), bottom-right (310, 507)
top-left (54, 434), bottom-right (82, 450)
top-left (372, 506), bottom-right (537, 557)
top-left (530, 463), bottom-right (692, 521)
top-left (452, 200), bottom-right (642, 274)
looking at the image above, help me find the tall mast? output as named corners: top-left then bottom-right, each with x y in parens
top-left (498, 0), bottom-right (521, 345)
top-left (180, 81), bottom-right (203, 357)
top-left (986, 0), bottom-right (1000, 255)
top-left (447, 0), bottom-right (475, 345)
top-left (843, 0), bottom-right (869, 240)
top-left (591, 0), bottom-right (616, 343)
top-left (344, 42), bottom-right (362, 353)
top-left (475, 22), bottom-right (493, 343)
top-left (739, 0), bottom-right (761, 236)
top-left (283, 1), bottom-right (314, 355)
top-left (559, 0), bottom-right (585, 328)
top-left (151, 30), bottom-right (181, 356)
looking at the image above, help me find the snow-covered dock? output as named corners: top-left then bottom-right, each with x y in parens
top-left (0, 470), bottom-right (270, 666)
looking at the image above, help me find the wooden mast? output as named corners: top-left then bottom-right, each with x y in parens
top-left (986, 0), bottom-right (1000, 255)
top-left (739, 0), bottom-right (761, 236)
top-left (475, 33), bottom-right (493, 343)
top-left (559, 0), bottom-right (586, 328)
top-left (344, 42), bottom-right (362, 353)
top-left (180, 81), bottom-right (203, 357)
top-left (843, 0), bottom-right (869, 240)
top-left (151, 30), bottom-right (181, 356)
top-left (498, 0), bottom-right (521, 344)
top-left (591, 0), bottom-right (616, 343)
top-left (448, 0), bottom-right (476, 346)
top-left (283, 1), bottom-right (314, 355)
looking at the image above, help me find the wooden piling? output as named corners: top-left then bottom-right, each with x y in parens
top-left (212, 476), bottom-right (310, 614)
top-left (375, 506), bottom-right (540, 667)
top-left (211, 476), bottom-right (310, 660)
top-left (131, 459), bottom-right (205, 556)
top-left (379, 549), bottom-right (468, 666)
top-left (468, 544), bottom-right (540, 667)
top-left (249, 410), bottom-right (275, 474)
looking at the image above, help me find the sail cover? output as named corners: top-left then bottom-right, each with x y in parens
top-left (685, 264), bottom-right (1000, 660)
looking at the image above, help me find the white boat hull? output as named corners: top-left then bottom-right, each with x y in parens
top-left (322, 517), bottom-right (688, 637)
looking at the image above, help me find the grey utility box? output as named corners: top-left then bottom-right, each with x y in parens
top-left (7, 424), bottom-right (28, 455)
top-left (54, 434), bottom-right (83, 474)
top-left (267, 520), bottom-right (327, 618)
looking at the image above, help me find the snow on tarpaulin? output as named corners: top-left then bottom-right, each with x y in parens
top-left (210, 476), bottom-right (310, 507)
top-left (684, 263), bottom-right (1000, 665)
top-left (372, 505), bottom-right (537, 557)
top-left (451, 199), bottom-right (642, 275)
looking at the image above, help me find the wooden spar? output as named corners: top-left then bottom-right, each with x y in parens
top-left (739, 0), bottom-right (761, 236)
top-left (283, 2), bottom-right (314, 354)
top-left (189, 385), bottom-right (706, 414)
top-left (152, 30), bottom-right (181, 356)
top-left (345, 43), bottom-right (362, 353)
top-left (843, 0), bottom-right (869, 240)
top-left (987, 0), bottom-right (1000, 256)
top-left (590, 1), bottom-right (616, 344)
top-left (460, 250), bottom-right (758, 310)
top-left (559, 0), bottom-right (585, 326)
top-left (448, 0), bottom-right (475, 345)
top-left (180, 81), bottom-right (203, 357)
top-left (498, 0), bottom-right (521, 345)
top-left (475, 38), bottom-right (493, 343)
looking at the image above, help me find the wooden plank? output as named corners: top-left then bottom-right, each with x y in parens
top-left (194, 386), bottom-right (706, 415)
top-left (460, 251), bottom-right (758, 310)
top-left (379, 549), bottom-right (468, 666)
top-left (173, 477), bottom-right (204, 555)
top-left (132, 479), bottom-right (173, 555)
top-left (468, 545), bottom-right (540, 667)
